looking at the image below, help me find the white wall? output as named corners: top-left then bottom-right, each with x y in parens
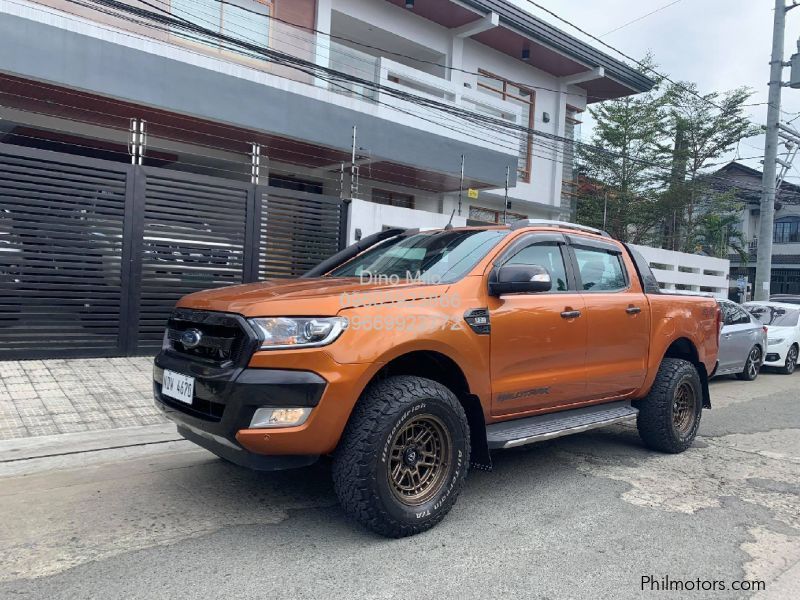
top-left (348, 198), bottom-right (467, 243)
top-left (631, 244), bottom-right (730, 299)
top-left (331, 0), bottom-right (590, 213)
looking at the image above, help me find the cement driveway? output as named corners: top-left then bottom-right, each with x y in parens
top-left (0, 371), bottom-right (798, 599)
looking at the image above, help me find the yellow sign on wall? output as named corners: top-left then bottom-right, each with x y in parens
top-left (467, 188), bottom-right (479, 199)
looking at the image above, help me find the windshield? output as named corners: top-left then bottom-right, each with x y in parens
top-left (328, 230), bottom-right (509, 284)
top-left (744, 304), bottom-right (800, 327)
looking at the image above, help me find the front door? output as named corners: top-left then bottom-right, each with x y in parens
top-left (570, 239), bottom-right (650, 400)
top-left (489, 235), bottom-right (587, 416)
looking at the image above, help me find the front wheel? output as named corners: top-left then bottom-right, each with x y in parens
top-left (779, 344), bottom-right (798, 375)
top-left (332, 375), bottom-right (470, 538)
top-left (736, 345), bottom-right (762, 381)
top-left (634, 358), bottom-right (703, 453)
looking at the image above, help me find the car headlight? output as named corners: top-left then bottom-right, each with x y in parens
top-left (768, 337), bottom-right (785, 345)
top-left (248, 317), bottom-right (348, 349)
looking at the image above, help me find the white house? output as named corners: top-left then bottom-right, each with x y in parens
top-left (0, 0), bottom-right (654, 359)
top-left (0, 0), bottom-right (653, 235)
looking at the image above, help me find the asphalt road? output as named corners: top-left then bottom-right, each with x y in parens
top-left (1, 372), bottom-right (798, 599)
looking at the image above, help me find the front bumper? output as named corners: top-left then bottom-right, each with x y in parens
top-left (154, 351), bottom-right (327, 470)
top-left (154, 346), bottom-right (378, 469)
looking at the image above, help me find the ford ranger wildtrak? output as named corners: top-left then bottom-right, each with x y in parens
top-left (154, 220), bottom-right (720, 537)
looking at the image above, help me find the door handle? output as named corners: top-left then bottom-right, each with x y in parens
top-left (626, 306), bottom-right (642, 315)
top-left (560, 310), bottom-right (581, 319)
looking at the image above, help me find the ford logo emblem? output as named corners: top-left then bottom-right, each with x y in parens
top-left (180, 329), bottom-right (203, 349)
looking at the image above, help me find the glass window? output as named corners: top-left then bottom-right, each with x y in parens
top-left (505, 244), bottom-right (568, 292)
top-left (477, 70), bottom-right (535, 183)
top-left (731, 305), bottom-right (752, 325)
top-left (574, 247), bottom-right (627, 292)
top-left (171, 0), bottom-right (270, 48)
top-left (328, 230), bottom-right (509, 284)
top-left (744, 304), bottom-right (800, 327)
top-left (773, 217), bottom-right (800, 244)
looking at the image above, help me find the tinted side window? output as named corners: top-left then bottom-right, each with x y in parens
top-left (720, 301), bottom-right (736, 325)
top-left (731, 306), bottom-right (752, 325)
top-left (574, 247), bottom-right (627, 292)
top-left (505, 243), bottom-right (568, 292)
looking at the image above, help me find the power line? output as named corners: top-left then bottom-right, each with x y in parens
top-left (600, 0), bottom-right (684, 37)
top-left (519, 0), bottom-right (762, 119)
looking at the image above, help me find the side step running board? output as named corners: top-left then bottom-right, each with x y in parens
top-left (486, 401), bottom-right (638, 449)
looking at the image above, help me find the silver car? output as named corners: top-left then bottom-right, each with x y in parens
top-left (715, 299), bottom-right (768, 380)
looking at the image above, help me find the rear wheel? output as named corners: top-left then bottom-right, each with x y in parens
top-left (332, 375), bottom-right (470, 538)
top-left (635, 358), bottom-right (703, 453)
top-left (736, 345), bottom-right (762, 381)
top-left (779, 344), bottom-right (798, 375)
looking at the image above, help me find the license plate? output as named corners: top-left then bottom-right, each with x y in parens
top-left (162, 369), bottom-right (194, 405)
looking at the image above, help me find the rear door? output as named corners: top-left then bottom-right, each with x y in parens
top-left (568, 236), bottom-right (650, 400)
top-left (720, 302), bottom-right (759, 372)
top-left (488, 233), bottom-right (587, 416)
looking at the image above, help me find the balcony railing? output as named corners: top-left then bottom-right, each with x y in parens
top-left (28, 0), bottom-right (523, 150)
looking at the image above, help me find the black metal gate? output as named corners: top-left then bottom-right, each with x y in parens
top-left (0, 144), bottom-right (348, 360)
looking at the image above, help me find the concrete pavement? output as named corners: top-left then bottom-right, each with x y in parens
top-left (0, 372), bottom-right (798, 599)
top-left (0, 357), bottom-right (161, 439)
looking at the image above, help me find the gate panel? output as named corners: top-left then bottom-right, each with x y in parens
top-left (258, 186), bottom-right (346, 279)
top-left (0, 145), bottom-right (128, 359)
top-left (134, 168), bottom-right (250, 353)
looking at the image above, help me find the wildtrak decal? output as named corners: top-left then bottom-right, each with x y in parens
top-left (497, 387), bottom-right (551, 402)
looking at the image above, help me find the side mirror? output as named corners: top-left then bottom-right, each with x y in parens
top-left (488, 264), bottom-right (552, 296)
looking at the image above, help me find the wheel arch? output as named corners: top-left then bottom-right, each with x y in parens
top-left (662, 337), bottom-right (711, 408)
top-left (361, 350), bottom-right (491, 470)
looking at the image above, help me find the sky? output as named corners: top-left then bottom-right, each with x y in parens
top-left (509, 0), bottom-right (800, 180)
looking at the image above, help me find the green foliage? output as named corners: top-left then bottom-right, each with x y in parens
top-left (576, 58), bottom-right (759, 254)
top-left (576, 56), bottom-right (669, 242)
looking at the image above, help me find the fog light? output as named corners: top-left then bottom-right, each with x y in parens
top-left (249, 407), bottom-right (311, 428)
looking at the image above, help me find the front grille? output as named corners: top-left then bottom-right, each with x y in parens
top-left (159, 388), bottom-right (225, 422)
top-left (165, 308), bottom-right (251, 365)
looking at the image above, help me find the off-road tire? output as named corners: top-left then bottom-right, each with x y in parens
top-left (635, 358), bottom-right (702, 454)
top-left (736, 345), bottom-right (762, 381)
top-left (332, 375), bottom-right (470, 538)
top-left (779, 344), bottom-right (798, 375)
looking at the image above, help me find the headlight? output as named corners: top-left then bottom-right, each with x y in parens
top-left (768, 337), bottom-right (785, 345)
top-left (248, 317), bottom-right (348, 349)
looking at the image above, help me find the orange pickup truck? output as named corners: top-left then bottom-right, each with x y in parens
top-left (154, 220), bottom-right (720, 537)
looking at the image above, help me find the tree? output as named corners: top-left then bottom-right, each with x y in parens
top-left (576, 58), bottom-right (669, 242)
top-left (660, 84), bottom-right (761, 251)
top-left (693, 193), bottom-right (748, 260)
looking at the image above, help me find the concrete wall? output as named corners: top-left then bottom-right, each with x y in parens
top-left (347, 199), bottom-right (467, 244)
top-left (631, 244), bottom-right (730, 299)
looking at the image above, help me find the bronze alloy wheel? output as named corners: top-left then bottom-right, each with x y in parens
top-left (672, 381), bottom-right (697, 436)
top-left (387, 414), bottom-right (452, 506)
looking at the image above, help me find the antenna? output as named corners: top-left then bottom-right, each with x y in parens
top-left (444, 209), bottom-right (456, 230)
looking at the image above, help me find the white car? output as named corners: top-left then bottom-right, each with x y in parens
top-left (743, 302), bottom-right (800, 374)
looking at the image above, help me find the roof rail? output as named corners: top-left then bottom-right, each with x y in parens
top-left (509, 219), bottom-right (612, 238)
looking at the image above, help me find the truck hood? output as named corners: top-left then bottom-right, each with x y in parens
top-left (176, 277), bottom-right (450, 317)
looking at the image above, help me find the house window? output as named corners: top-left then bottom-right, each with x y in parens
top-left (171, 0), bottom-right (272, 48)
top-left (372, 189), bottom-right (415, 209)
top-left (774, 216), bottom-right (800, 243)
top-left (469, 205), bottom-right (526, 225)
top-left (477, 70), bottom-right (535, 183)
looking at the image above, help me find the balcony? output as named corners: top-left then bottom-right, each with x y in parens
top-left (2, 0), bottom-right (519, 189)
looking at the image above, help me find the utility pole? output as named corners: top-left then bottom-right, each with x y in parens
top-left (755, 0), bottom-right (798, 299)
